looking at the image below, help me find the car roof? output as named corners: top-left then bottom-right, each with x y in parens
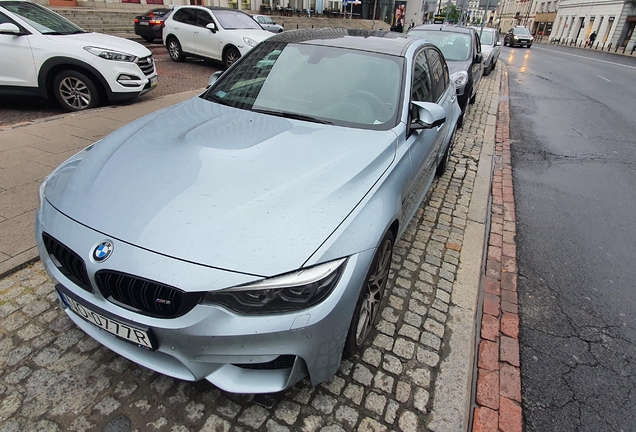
top-left (263, 28), bottom-right (422, 57)
top-left (412, 24), bottom-right (476, 35)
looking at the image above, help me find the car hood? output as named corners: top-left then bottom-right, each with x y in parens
top-left (224, 28), bottom-right (273, 42)
top-left (46, 32), bottom-right (152, 58)
top-left (447, 59), bottom-right (473, 75)
top-left (44, 97), bottom-right (397, 277)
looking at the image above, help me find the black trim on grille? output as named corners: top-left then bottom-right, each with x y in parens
top-left (136, 56), bottom-right (155, 77)
top-left (234, 355), bottom-right (296, 370)
top-left (42, 233), bottom-right (92, 293)
top-left (95, 270), bottom-right (202, 318)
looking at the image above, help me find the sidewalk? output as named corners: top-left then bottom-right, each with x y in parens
top-left (0, 89), bottom-right (202, 278)
top-left (0, 68), bottom-right (502, 430)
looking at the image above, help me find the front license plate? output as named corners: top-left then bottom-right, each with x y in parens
top-left (150, 76), bottom-right (158, 87)
top-left (59, 291), bottom-right (155, 350)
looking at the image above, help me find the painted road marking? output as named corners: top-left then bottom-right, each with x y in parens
top-left (534, 46), bottom-right (636, 70)
top-left (597, 75), bottom-right (612, 82)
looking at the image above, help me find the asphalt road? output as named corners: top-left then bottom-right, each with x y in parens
top-left (501, 44), bottom-right (636, 430)
top-left (0, 38), bottom-right (220, 128)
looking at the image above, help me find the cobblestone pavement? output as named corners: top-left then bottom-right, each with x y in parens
top-left (0, 42), bottom-right (220, 128)
top-left (0, 69), bottom-right (500, 432)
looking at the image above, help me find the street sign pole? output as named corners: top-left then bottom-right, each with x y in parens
top-left (479, 0), bottom-right (491, 39)
top-left (371, 0), bottom-right (378, 28)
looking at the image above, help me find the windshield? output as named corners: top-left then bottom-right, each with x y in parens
top-left (513, 27), bottom-right (531, 36)
top-left (203, 42), bottom-right (404, 129)
top-left (1, 1), bottom-right (84, 34)
top-left (213, 10), bottom-right (262, 30)
top-left (478, 30), bottom-right (494, 45)
top-left (409, 30), bottom-right (472, 61)
top-left (147, 9), bottom-right (171, 17)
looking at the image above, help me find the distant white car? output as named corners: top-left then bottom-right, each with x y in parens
top-left (474, 27), bottom-right (501, 76)
top-left (0, 0), bottom-right (157, 111)
top-left (252, 14), bottom-right (284, 33)
top-left (162, 6), bottom-right (273, 68)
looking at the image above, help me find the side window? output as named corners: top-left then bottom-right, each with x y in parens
top-left (196, 10), bottom-right (214, 27)
top-left (257, 16), bottom-right (265, 24)
top-left (411, 51), bottom-right (433, 103)
top-left (173, 8), bottom-right (196, 25)
top-left (425, 49), bottom-right (447, 102)
top-left (0, 12), bottom-right (12, 24)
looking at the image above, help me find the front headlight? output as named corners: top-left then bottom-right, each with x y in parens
top-left (450, 70), bottom-right (469, 87)
top-left (530, 36), bottom-right (534, 40)
top-left (84, 47), bottom-right (137, 62)
top-left (243, 37), bottom-right (257, 47)
top-left (513, 36), bottom-right (518, 40)
top-left (202, 258), bottom-right (347, 314)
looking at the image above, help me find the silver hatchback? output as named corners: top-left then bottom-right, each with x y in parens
top-left (36, 28), bottom-right (460, 394)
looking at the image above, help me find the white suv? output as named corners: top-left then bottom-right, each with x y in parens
top-left (163, 6), bottom-right (273, 69)
top-left (0, 0), bottom-right (157, 111)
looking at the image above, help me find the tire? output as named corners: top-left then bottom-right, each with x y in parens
top-left (223, 46), bottom-right (241, 69)
top-left (457, 96), bottom-right (469, 128)
top-left (484, 63), bottom-right (491, 76)
top-left (143, 36), bottom-right (155, 43)
top-left (343, 230), bottom-right (394, 358)
top-left (167, 37), bottom-right (185, 62)
top-left (52, 69), bottom-right (100, 112)
top-left (436, 125), bottom-right (456, 177)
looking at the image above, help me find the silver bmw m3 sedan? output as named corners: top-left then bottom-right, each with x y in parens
top-left (36, 28), bottom-right (461, 394)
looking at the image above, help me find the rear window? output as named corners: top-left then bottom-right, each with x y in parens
top-left (148, 9), bottom-right (171, 17)
top-left (409, 30), bottom-right (472, 61)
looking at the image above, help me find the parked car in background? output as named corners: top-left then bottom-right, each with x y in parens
top-left (474, 27), bottom-right (500, 76)
top-left (0, 0), bottom-right (157, 111)
top-left (37, 28), bottom-right (460, 394)
top-left (409, 24), bottom-right (483, 127)
top-left (162, 6), bottom-right (273, 68)
top-left (252, 14), bottom-right (283, 33)
top-left (134, 8), bottom-right (173, 43)
top-left (504, 26), bottom-right (533, 47)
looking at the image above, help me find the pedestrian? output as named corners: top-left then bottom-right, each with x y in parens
top-left (589, 31), bottom-right (597, 47)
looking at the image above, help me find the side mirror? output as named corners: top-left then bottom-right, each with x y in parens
top-left (207, 70), bottom-right (223, 88)
top-left (410, 101), bottom-right (446, 130)
top-left (206, 22), bottom-right (217, 33)
top-left (496, 41), bottom-right (502, 46)
top-left (0, 23), bottom-right (21, 35)
top-left (476, 52), bottom-right (483, 63)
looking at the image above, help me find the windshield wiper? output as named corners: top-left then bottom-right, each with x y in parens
top-left (43, 30), bottom-right (85, 35)
top-left (205, 94), bottom-right (232, 106)
top-left (252, 109), bottom-right (333, 125)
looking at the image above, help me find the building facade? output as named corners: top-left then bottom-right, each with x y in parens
top-left (495, 0), bottom-right (537, 32)
top-left (551, 0), bottom-right (635, 49)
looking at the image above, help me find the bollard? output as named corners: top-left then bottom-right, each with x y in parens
top-left (607, 43), bottom-right (611, 51)
top-left (615, 44), bottom-right (619, 52)
top-left (623, 46), bottom-right (627, 53)
top-left (579, 40), bottom-right (582, 47)
top-left (595, 41), bottom-right (599, 49)
top-left (297, 24), bottom-right (298, 29)
top-left (631, 45), bottom-right (635, 55)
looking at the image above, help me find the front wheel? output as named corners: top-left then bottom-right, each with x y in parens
top-left (223, 47), bottom-right (241, 69)
top-left (436, 125), bottom-right (456, 177)
top-left (343, 230), bottom-right (394, 357)
top-left (167, 37), bottom-right (185, 62)
top-left (52, 70), bottom-right (100, 112)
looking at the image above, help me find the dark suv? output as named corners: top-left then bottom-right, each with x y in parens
top-left (504, 26), bottom-right (534, 48)
top-left (408, 25), bottom-right (483, 127)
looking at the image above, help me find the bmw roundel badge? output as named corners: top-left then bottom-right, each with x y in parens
top-left (93, 241), bottom-right (113, 262)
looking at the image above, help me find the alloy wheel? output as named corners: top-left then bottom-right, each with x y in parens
top-left (58, 77), bottom-right (91, 110)
top-left (355, 237), bottom-right (393, 346)
top-left (169, 40), bottom-right (180, 59)
top-left (226, 50), bottom-right (239, 66)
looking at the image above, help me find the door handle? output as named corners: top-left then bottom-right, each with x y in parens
top-left (450, 95), bottom-right (456, 103)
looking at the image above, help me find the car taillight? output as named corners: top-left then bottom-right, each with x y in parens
top-left (149, 19), bottom-right (161, 25)
top-left (149, 12), bottom-right (154, 17)
top-left (134, 18), bottom-right (139, 23)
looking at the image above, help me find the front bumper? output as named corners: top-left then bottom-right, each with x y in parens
top-left (36, 200), bottom-right (374, 393)
top-left (92, 56), bottom-right (158, 101)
